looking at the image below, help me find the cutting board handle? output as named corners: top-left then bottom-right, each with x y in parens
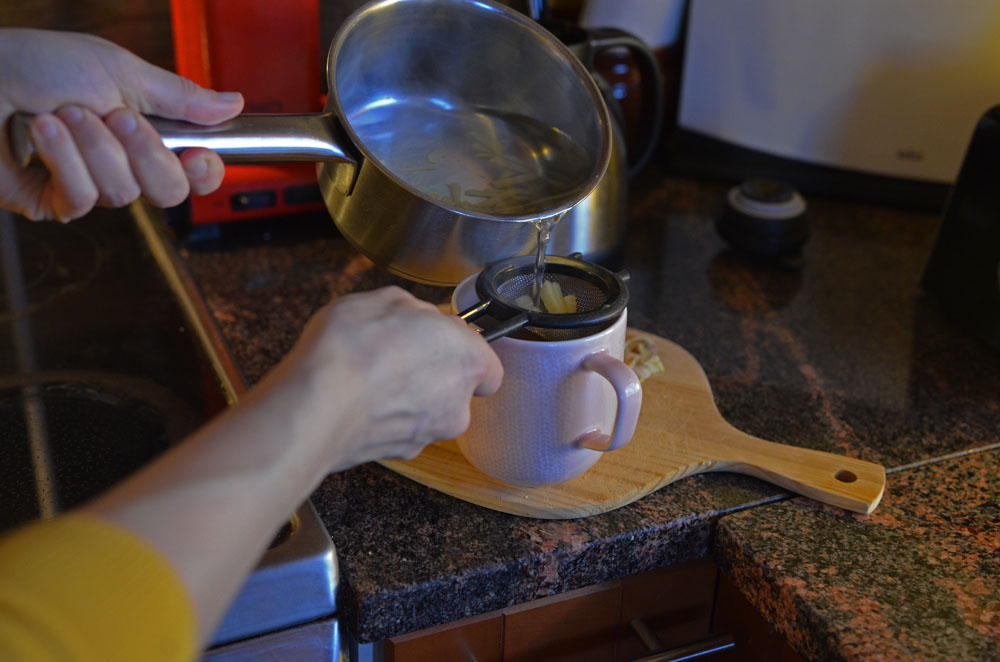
top-left (714, 423), bottom-right (885, 515)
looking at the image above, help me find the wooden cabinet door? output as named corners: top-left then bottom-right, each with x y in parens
top-left (712, 573), bottom-right (803, 662)
top-left (615, 559), bottom-right (717, 661)
top-left (385, 612), bottom-right (502, 662)
top-left (502, 582), bottom-right (621, 662)
top-left (385, 561), bottom-right (805, 662)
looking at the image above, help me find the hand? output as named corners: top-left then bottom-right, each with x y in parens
top-left (0, 29), bottom-right (245, 222)
top-left (263, 286), bottom-right (504, 473)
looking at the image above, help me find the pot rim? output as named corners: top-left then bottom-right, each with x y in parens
top-left (324, 0), bottom-right (612, 223)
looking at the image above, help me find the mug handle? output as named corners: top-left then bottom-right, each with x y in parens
top-left (575, 349), bottom-right (643, 452)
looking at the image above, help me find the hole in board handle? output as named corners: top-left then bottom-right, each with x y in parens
top-left (835, 470), bottom-right (858, 483)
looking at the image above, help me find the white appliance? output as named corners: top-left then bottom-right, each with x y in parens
top-left (678, 0), bottom-right (1000, 185)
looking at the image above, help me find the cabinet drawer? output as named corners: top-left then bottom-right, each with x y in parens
top-left (616, 559), bottom-right (717, 661)
top-left (385, 612), bottom-right (502, 662)
top-left (503, 582), bottom-right (621, 662)
top-left (712, 573), bottom-right (803, 662)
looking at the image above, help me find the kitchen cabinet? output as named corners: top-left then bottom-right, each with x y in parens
top-left (615, 560), bottom-right (718, 660)
top-left (712, 573), bottom-right (804, 662)
top-left (503, 582), bottom-right (621, 662)
top-left (384, 581), bottom-right (622, 662)
top-left (385, 612), bottom-right (503, 662)
top-left (384, 559), bottom-right (734, 662)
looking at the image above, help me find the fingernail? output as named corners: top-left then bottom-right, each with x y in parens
top-left (58, 105), bottom-right (85, 125)
top-left (31, 114), bottom-right (59, 140)
top-left (107, 110), bottom-right (137, 136)
top-left (218, 92), bottom-right (243, 103)
top-left (184, 155), bottom-right (209, 178)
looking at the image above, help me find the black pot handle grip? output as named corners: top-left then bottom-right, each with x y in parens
top-left (582, 27), bottom-right (665, 177)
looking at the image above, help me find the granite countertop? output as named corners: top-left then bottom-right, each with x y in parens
top-left (718, 451), bottom-right (999, 661)
top-left (180, 165), bottom-right (1000, 658)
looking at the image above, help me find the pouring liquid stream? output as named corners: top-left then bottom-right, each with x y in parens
top-left (531, 212), bottom-right (566, 307)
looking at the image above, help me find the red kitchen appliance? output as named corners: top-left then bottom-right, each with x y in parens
top-left (170, 0), bottom-right (326, 224)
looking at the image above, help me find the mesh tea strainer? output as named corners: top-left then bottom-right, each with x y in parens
top-left (458, 254), bottom-right (629, 342)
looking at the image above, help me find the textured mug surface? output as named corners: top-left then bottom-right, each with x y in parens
top-left (452, 275), bottom-right (642, 486)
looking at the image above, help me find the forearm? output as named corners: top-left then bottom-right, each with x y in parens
top-left (81, 360), bottom-right (352, 644)
top-left (75, 286), bottom-right (501, 648)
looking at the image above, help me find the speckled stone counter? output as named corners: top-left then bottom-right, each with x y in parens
top-left (180, 166), bottom-right (1000, 653)
top-left (717, 449), bottom-right (1000, 661)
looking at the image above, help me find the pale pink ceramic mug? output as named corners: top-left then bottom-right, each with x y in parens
top-left (452, 274), bottom-right (642, 487)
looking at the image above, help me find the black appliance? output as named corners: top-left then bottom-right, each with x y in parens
top-left (922, 106), bottom-right (1000, 351)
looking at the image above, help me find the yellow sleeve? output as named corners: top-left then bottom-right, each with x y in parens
top-left (0, 513), bottom-right (197, 662)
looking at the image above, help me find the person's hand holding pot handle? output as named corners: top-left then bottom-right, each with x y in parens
top-left (0, 28), bottom-right (244, 222)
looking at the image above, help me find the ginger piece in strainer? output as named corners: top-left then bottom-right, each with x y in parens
top-left (539, 280), bottom-right (577, 314)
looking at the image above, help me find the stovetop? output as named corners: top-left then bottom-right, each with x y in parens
top-left (0, 210), bottom-right (223, 524)
top-left (0, 205), bottom-right (337, 646)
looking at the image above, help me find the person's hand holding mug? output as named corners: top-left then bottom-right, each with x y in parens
top-left (0, 28), bottom-right (244, 222)
top-left (257, 285), bottom-right (505, 474)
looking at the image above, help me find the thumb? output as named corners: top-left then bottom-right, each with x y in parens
top-left (126, 57), bottom-right (244, 125)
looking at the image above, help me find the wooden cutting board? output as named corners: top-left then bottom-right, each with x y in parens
top-left (379, 328), bottom-right (885, 519)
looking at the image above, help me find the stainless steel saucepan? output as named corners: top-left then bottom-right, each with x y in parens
top-left (10, 0), bottom-right (612, 286)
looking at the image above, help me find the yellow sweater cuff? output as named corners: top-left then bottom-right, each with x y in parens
top-left (0, 513), bottom-right (197, 662)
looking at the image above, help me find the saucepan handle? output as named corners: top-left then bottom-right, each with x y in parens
top-left (575, 349), bottom-right (642, 452)
top-left (7, 111), bottom-right (356, 168)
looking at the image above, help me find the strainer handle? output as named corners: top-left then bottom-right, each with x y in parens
top-left (575, 349), bottom-right (643, 452)
top-left (458, 301), bottom-right (530, 343)
top-left (479, 315), bottom-right (530, 342)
